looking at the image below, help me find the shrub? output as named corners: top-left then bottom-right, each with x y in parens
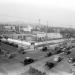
top-left (45, 62), bottom-right (55, 69)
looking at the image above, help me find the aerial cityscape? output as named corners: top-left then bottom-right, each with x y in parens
top-left (0, 0), bottom-right (75, 75)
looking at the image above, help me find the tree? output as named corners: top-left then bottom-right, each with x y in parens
top-left (60, 29), bottom-right (75, 40)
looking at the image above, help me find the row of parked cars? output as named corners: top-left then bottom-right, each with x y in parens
top-left (22, 54), bottom-right (63, 67)
top-left (22, 41), bottom-right (75, 66)
top-left (42, 42), bottom-right (75, 69)
top-left (45, 56), bottom-right (63, 69)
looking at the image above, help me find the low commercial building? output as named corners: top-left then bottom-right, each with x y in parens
top-left (47, 33), bottom-right (63, 39)
top-left (3, 33), bottom-right (36, 42)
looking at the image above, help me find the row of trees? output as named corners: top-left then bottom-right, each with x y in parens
top-left (60, 29), bottom-right (75, 39)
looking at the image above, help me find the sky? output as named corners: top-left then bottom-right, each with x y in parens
top-left (0, 0), bottom-right (75, 28)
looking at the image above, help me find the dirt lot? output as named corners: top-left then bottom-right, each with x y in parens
top-left (0, 40), bottom-right (75, 75)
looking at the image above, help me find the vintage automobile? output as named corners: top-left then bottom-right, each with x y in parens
top-left (45, 52), bottom-right (53, 57)
top-left (65, 51), bottom-right (71, 55)
top-left (42, 46), bottom-right (48, 52)
top-left (23, 57), bottom-right (35, 65)
top-left (45, 55), bottom-right (63, 69)
top-left (45, 62), bottom-right (55, 69)
top-left (53, 55), bottom-right (63, 62)
top-left (55, 50), bottom-right (62, 54)
top-left (68, 57), bottom-right (75, 63)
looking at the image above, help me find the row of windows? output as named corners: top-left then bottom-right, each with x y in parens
top-left (18, 36), bottom-right (33, 41)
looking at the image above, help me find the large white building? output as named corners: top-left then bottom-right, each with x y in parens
top-left (36, 32), bottom-right (62, 39)
top-left (20, 25), bottom-right (32, 32)
top-left (4, 25), bottom-right (16, 31)
top-left (47, 33), bottom-right (62, 39)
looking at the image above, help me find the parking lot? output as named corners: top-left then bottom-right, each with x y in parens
top-left (0, 39), bottom-right (75, 75)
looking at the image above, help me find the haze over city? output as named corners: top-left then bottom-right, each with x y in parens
top-left (1, 0), bottom-right (75, 75)
top-left (0, 0), bottom-right (75, 28)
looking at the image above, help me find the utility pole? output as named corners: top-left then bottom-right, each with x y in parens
top-left (46, 21), bottom-right (48, 46)
top-left (18, 25), bottom-right (20, 33)
top-left (46, 21), bottom-right (48, 36)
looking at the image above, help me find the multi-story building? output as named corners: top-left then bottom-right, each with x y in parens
top-left (4, 25), bottom-right (16, 31)
top-left (15, 25), bottom-right (32, 33)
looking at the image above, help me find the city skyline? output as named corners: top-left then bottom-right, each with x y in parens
top-left (0, 0), bottom-right (75, 28)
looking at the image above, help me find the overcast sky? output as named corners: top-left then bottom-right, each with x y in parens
top-left (0, 0), bottom-right (75, 28)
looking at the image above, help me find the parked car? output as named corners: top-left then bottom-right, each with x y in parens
top-left (23, 57), bottom-right (35, 65)
top-left (45, 52), bottom-right (53, 57)
top-left (68, 57), bottom-right (75, 63)
top-left (45, 62), bottom-right (56, 69)
top-left (65, 51), bottom-right (71, 55)
top-left (45, 55), bottom-right (63, 69)
top-left (53, 55), bottom-right (63, 62)
top-left (42, 46), bottom-right (48, 52)
top-left (55, 50), bottom-right (62, 54)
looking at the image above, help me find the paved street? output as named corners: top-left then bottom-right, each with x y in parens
top-left (0, 52), bottom-right (74, 75)
top-left (0, 40), bottom-right (75, 75)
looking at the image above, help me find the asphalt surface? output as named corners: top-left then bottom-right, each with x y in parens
top-left (0, 52), bottom-right (74, 75)
top-left (0, 40), bottom-right (75, 75)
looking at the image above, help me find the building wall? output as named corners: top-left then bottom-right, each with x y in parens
top-left (4, 25), bottom-right (16, 31)
top-left (36, 32), bottom-right (62, 41)
top-left (47, 33), bottom-right (62, 39)
top-left (4, 34), bottom-right (36, 42)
